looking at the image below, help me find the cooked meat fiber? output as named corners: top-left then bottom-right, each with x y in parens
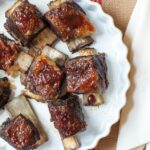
top-left (48, 94), bottom-right (86, 138)
top-left (0, 34), bottom-right (19, 71)
top-left (44, 1), bottom-right (95, 42)
top-left (5, 0), bottom-right (45, 45)
top-left (24, 56), bottom-right (63, 101)
top-left (65, 54), bottom-right (108, 94)
top-left (0, 77), bottom-right (11, 108)
top-left (0, 114), bottom-right (40, 150)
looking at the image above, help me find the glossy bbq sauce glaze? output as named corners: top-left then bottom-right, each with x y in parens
top-left (45, 2), bottom-right (95, 41)
top-left (65, 56), bottom-right (99, 93)
top-left (0, 115), bottom-right (40, 149)
top-left (10, 2), bottom-right (44, 36)
top-left (25, 56), bottom-right (63, 100)
top-left (49, 95), bottom-right (86, 138)
top-left (0, 38), bottom-right (18, 71)
top-left (0, 77), bottom-right (11, 108)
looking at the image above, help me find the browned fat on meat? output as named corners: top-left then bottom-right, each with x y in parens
top-left (44, 1), bottom-right (95, 41)
top-left (0, 114), bottom-right (40, 150)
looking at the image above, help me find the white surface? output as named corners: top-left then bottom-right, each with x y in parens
top-left (0, 0), bottom-right (130, 150)
top-left (117, 0), bottom-right (150, 149)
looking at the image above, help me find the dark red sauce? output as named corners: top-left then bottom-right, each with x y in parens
top-left (88, 94), bottom-right (96, 105)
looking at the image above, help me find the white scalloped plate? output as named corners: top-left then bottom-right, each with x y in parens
top-left (0, 0), bottom-right (130, 150)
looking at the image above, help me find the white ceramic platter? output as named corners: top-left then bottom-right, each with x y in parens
top-left (0, 0), bottom-right (130, 150)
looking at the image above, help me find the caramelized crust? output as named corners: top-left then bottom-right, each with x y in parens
top-left (49, 94), bottom-right (86, 138)
top-left (0, 114), bottom-right (40, 150)
top-left (0, 77), bottom-right (11, 108)
top-left (24, 56), bottom-right (63, 101)
top-left (65, 56), bottom-right (99, 93)
top-left (44, 1), bottom-right (95, 41)
top-left (5, 0), bottom-right (45, 45)
top-left (0, 34), bottom-right (19, 71)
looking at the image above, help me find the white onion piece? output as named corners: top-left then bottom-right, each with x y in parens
top-left (16, 52), bottom-right (33, 72)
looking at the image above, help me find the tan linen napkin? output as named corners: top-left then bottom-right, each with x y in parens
top-left (117, 0), bottom-right (150, 149)
top-left (102, 0), bottom-right (136, 32)
top-left (96, 0), bottom-right (136, 150)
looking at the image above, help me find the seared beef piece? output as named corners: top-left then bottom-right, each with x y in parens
top-left (5, 0), bottom-right (45, 45)
top-left (0, 114), bottom-right (40, 150)
top-left (65, 54), bottom-right (108, 94)
top-left (0, 77), bottom-right (11, 108)
top-left (44, 1), bottom-right (95, 42)
top-left (24, 56), bottom-right (64, 101)
top-left (65, 56), bottom-right (98, 93)
top-left (48, 94), bottom-right (86, 138)
top-left (0, 34), bottom-right (19, 71)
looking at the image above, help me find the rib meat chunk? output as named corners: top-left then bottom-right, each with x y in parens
top-left (24, 56), bottom-right (64, 102)
top-left (44, 1), bottom-right (95, 42)
top-left (5, 0), bottom-right (45, 45)
top-left (0, 114), bottom-right (40, 150)
top-left (48, 94), bottom-right (86, 138)
top-left (65, 54), bottom-right (108, 94)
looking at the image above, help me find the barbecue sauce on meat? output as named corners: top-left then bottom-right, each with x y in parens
top-left (49, 94), bottom-right (86, 138)
top-left (0, 114), bottom-right (40, 150)
top-left (10, 2), bottom-right (44, 36)
top-left (65, 56), bottom-right (99, 93)
top-left (25, 56), bottom-right (63, 100)
top-left (44, 2), bottom-right (95, 41)
top-left (0, 36), bottom-right (18, 71)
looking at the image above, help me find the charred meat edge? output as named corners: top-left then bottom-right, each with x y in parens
top-left (0, 77), bottom-right (11, 108)
top-left (48, 0), bottom-right (86, 15)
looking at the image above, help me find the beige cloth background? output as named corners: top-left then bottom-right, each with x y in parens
top-left (95, 0), bottom-right (136, 149)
